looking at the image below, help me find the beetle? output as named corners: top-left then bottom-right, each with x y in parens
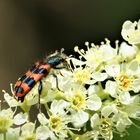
top-left (12, 50), bottom-right (67, 102)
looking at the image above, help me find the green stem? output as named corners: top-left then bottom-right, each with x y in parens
top-left (27, 112), bottom-right (30, 122)
top-left (98, 81), bottom-right (103, 90)
top-left (3, 132), bottom-right (6, 140)
top-left (97, 82), bottom-right (109, 100)
top-left (68, 130), bottom-right (93, 140)
top-left (68, 130), bottom-right (78, 139)
top-left (135, 43), bottom-right (140, 50)
top-left (55, 89), bottom-right (68, 100)
top-left (44, 103), bottom-right (51, 116)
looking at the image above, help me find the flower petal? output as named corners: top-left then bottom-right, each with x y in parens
top-left (90, 113), bottom-right (100, 128)
top-left (14, 112), bottom-right (28, 125)
top-left (86, 95), bottom-right (102, 111)
top-left (37, 113), bottom-right (49, 125)
top-left (36, 126), bottom-right (57, 140)
top-left (105, 81), bottom-right (117, 97)
top-left (50, 100), bottom-right (70, 115)
top-left (21, 122), bottom-right (35, 136)
top-left (71, 110), bottom-right (89, 128)
top-left (91, 72), bottom-right (108, 81)
top-left (101, 104), bottom-right (118, 118)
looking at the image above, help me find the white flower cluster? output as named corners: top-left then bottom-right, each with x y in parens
top-left (1, 19), bottom-right (140, 140)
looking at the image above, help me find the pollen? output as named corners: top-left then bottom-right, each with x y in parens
top-left (116, 73), bottom-right (132, 90)
top-left (115, 99), bottom-right (124, 108)
top-left (74, 68), bottom-right (91, 83)
top-left (24, 134), bottom-right (36, 140)
top-left (49, 115), bottom-right (62, 132)
top-left (100, 119), bottom-right (112, 140)
top-left (71, 92), bottom-right (86, 110)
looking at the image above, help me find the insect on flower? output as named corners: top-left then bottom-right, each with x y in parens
top-left (11, 49), bottom-right (68, 102)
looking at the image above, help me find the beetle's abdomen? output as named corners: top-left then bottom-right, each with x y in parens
top-left (14, 63), bottom-right (51, 100)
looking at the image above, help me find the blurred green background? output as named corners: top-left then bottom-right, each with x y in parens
top-left (0, 0), bottom-right (140, 139)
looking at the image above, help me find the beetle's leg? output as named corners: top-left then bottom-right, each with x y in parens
top-left (52, 73), bottom-right (61, 91)
top-left (38, 80), bottom-right (43, 111)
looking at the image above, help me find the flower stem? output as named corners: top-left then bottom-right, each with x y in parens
top-left (98, 81), bottom-right (103, 90)
top-left (98, 82), bottom-right (109, 100)
top-left (68, 130), bottom-right (78, 139)
top-left (135, 43), bottom-right (140, 50)
top-left (44, 103), bottom-right (51, 116)
top-left (3, 132), bottom-right (6, 140)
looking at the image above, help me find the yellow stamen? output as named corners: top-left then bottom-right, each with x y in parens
top-left (74, 68), bottom-right (90, 83)
top-left (116, 73), bottom-right (132, 90)
top-left (71, 92), bottom-right (86, 110)
top-left (49, 115), bottom-right (62, 132)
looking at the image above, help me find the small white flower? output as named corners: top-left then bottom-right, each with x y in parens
top-left (6, 127), bottom-right (20, 140)
top-left (90, 113), bottom-right (113, 140)
top-left (74, 41), bottom-right (117, 71)
top-left (63, 83), bottom-right (102, 112)
top-left (20, 122), bottom-right (36, 140)
top-left (63, 84), bottom-right (87, 110)
top-left (121, 19), bottom-right (140, 45)
top-left (73, 67), bottom-right (94, 84)
top-left (0, 108), bottom-right (14, 133)
top-left (60, 67), bottom-right (95, 85)
top-left (37, 100), bottom-right (70, 139)
top-left (113, 111), bottom-right (132, 132)
top-left (105, 61), bottom-right (140, 96)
